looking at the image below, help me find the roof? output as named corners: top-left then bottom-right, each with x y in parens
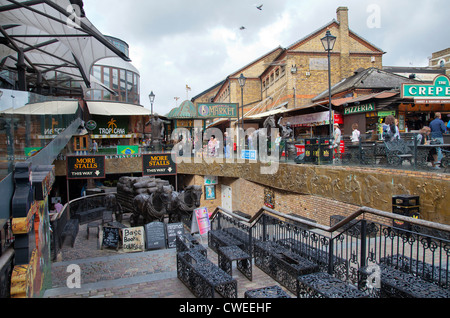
top-left (166, 100), bottom-right (197, 119)
top-left (87, 101), bottom-right (151, 116)
top-left (0, 0), bottom-right (130, 92)
top-left (313, 67), bottom-right (420, 101)
top-left (1, 99), bottom-right (79, 115)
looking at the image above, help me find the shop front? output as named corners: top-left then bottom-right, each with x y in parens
top-left (400, 75), bottom-right (450, 139)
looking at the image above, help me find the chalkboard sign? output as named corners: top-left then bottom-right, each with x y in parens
top-left (144, 222), bottom-right (166, 250)
top-left (102, 227), bottom-right (120, 250)
top-left (166, 223), bottom-right (185, 249)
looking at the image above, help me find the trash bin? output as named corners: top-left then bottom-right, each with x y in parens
top-left (304, 138), bottom-right (319, 164)
top-left (318, 137), bottom-right (333, 165)
top-left (392, 195), bottom-right (420, 230)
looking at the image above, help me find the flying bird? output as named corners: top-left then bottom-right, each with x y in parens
top-left (256, 4), bottom-right (263, 10)
top-left (240, 26), bottom-right (246, 30)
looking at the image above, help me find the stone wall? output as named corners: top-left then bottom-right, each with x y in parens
top-left (54, 158), bottom-right (450, 225)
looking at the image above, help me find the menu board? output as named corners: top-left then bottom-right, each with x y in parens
top-left (166, 223), bottom-right (185, 249)
top-left (144, 222), bottom-right (166, 250)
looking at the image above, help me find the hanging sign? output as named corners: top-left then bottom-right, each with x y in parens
top-left (142, 153), bottom-right (177, 176)
top-left (66, 155), bottom-right (105, 179)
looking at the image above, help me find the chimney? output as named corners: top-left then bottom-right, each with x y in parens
top-left (336, 7), bottom-right (349, 34)
top-left (336, 7), bottom-right (351, 78)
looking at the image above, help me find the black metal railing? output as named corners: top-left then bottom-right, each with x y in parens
top-left (209, 206), bottom-right (450, 290)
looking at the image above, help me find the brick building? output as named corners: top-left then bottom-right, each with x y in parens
top-left (192, 7), bottom-right (385, 132)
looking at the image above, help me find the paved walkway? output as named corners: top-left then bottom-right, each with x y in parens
top-left (44, 222), bottom-right (294, 299)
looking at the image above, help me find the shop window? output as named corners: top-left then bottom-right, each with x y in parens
top-left (74, 136), bottom-right (88, 151)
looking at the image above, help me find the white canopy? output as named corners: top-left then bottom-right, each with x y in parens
top-left (87, 101), bottom-right (151, 116)
top-left (0, 0), bottom-right (130, 91)
top-left (1, 99), bottom-right (79, 114)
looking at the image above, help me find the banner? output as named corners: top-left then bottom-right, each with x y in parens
top-left (192, 207), bottom-right (211, 235)
top-left (117, 145), bottom-right (139, 155)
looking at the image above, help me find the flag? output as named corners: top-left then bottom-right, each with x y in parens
top-left (186, 84), bottom-right (191, 91)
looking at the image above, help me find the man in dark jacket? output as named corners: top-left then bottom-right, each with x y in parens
top-left (429, 112), bottom-right (446, 164)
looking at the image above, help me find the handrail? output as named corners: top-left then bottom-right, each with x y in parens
top-left (211, 205), bottom-right (450, 235)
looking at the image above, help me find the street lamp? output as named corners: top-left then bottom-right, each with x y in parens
top-left (149, 91), bottom-right (155, 117)
top-left (238, 73), bottom-right (246, 130)
top-left (320, 30), bottom-right (337, 137)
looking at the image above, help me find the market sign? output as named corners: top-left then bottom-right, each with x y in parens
top-left (67, 155), bottom-right (105, 179)
top-left (198, 103), bottom-right (237, 118)
top-left (344, 102), bottom-right (375, 115)
top-left (142, 153), bottom-right (177, 176)
top-left (402, 75), bottom-right (450, 100)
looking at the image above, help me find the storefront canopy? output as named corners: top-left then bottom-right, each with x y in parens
top-left (87, 101), bottom-right (151, 116)
top-left (1, 99), bottom-right (79, 114)
top-left (0, 0), bottom-right (130, 91)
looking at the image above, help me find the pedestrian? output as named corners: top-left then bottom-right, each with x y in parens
top-left (92, 139), bottom-right (98, 153)
top-left (429, 112), bottom-right (446, 164)
top-left (274, 132), bottom-right (282, 155)
top-left (332, 123), bottom-right (341, 161)
top-left (208, 135), bottom-right (217, 157)
top-left (382, 115), bottom-right (400, 141)
top-left (224, 131), bottom-right (231, 158)
top-left (351, 123), bottom-right (360, 144)
top-left (54, 199), bottom-right (63, 214)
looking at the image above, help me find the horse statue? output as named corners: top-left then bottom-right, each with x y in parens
top-left (168, 185), bottom-right (203, 222)
top-left (130, 185), bottom-right (174, 226)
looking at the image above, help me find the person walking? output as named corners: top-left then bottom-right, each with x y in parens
top-left (429, 112), bottom-right (446, 165)
top-left (332, 123), bottom-right (342, 162)
top-left (351, 123), bottom-right (361, 144)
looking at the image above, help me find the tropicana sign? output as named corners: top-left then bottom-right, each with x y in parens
top-left (402, 75), bottom-right (450, 101)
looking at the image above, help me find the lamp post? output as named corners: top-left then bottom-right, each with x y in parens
top-left (321, 30), bottom-right (337, 137)
top-left (149, 91), bottom-right (155, 117)
top-left (238, 73), bottom-right (246, 131)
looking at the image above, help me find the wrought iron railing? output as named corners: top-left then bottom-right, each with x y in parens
top-left (209, 205), bottom-right (450, 290)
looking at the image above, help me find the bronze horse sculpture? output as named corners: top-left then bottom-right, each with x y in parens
top-left (130, 185), bottom-right (174, 226)
top-left (168, 185), bottom-right (203, 222)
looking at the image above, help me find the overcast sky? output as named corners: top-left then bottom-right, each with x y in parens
top-left (83, 0), bottom-right (450, 115)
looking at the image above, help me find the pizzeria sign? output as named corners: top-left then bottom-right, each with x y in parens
top-left (344, 102), bottom-right (375, 115)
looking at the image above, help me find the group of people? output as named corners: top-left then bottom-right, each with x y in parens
top-left (417, 112), bottom-right (448, 169)
top-left (331, 112), bottom-right (448, 168)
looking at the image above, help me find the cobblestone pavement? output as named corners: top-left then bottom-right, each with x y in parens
top-left (44, 222), bottom-right (294, 299)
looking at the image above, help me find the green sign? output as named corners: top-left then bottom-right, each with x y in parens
top-left (378, 111), bottom-right (396, 117)
top-left (402, 75), bottom-right (450, 99)
top-left (197, 103), bottom-right (237, 118)
top-left (92, 116), bottom-right (128, 135)
top-left (344, 102), bottom-right (375, 115)
top-left (117, 145), bottom-right (139, 155)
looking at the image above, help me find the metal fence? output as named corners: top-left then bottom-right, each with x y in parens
top-left (209, 206), bottom-right (450, 290)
